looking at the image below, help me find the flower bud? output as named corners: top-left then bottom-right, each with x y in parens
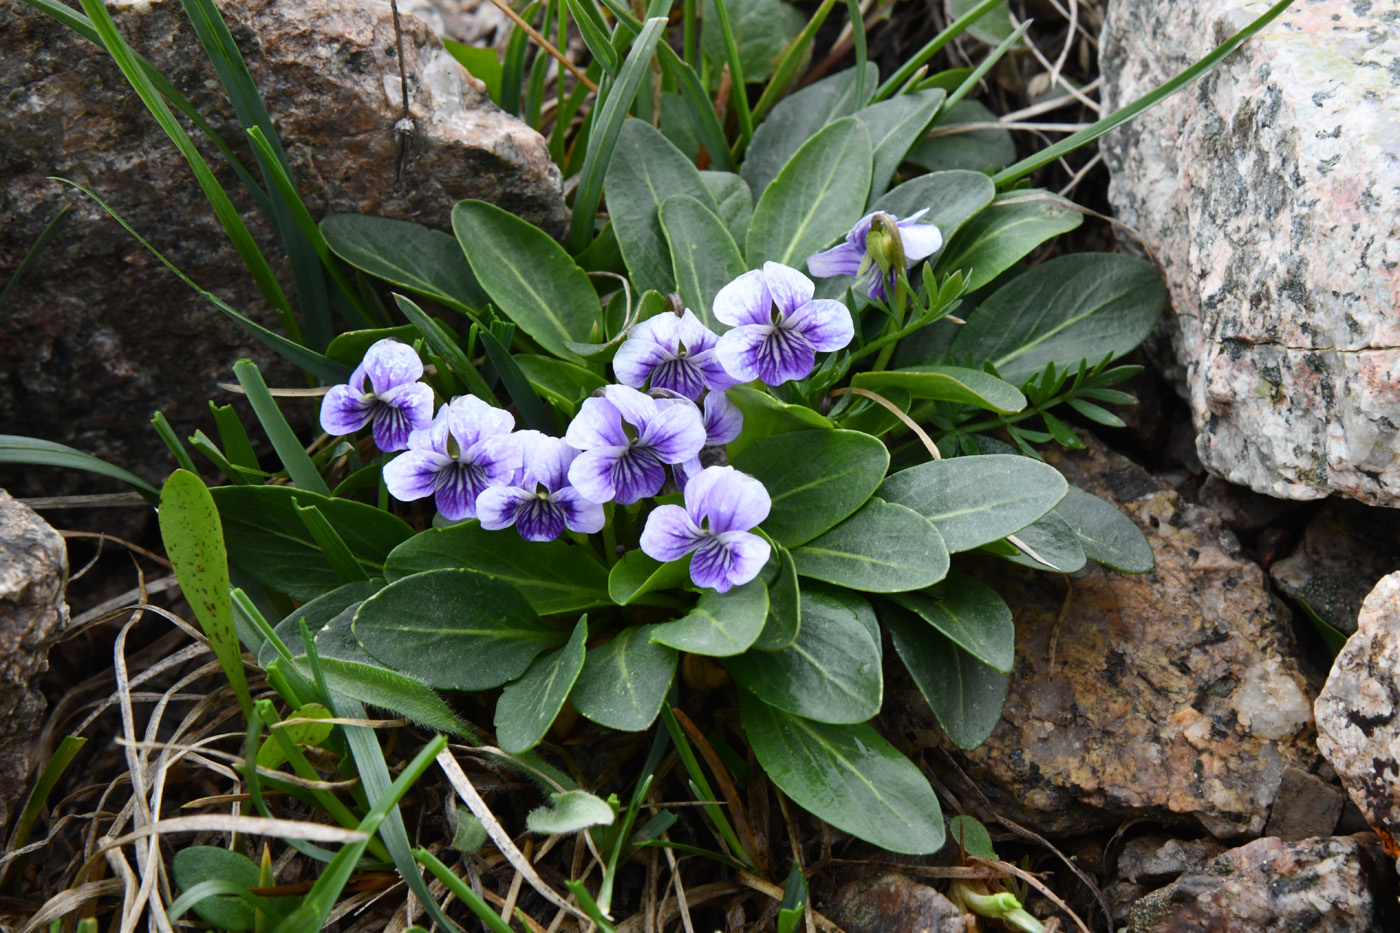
top-left (864, 212), bottom-right (907, 279)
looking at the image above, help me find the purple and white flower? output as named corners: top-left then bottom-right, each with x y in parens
top-left (382, 396), bottom-right (519, 521)
top-left (640, 466), bottom-right (772, 593)
top-left (701, 390), bottom-right (743, 447)
top-left (563, 385), bottom-right (707, 505)
top-left (613, 308), bottom-right (736, 400)
top-left (806, 209), bottom-right (943, 302)
top-left (319, 338), bottom-right (434, 451)
top-left (477, 431), bottom-right (605, 542)
top-left (713, 262), bottom-right (854, 386)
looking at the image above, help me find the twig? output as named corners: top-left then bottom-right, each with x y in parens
top-left (482, 0), bottom-right (598, 91)
top-left (829, 387), bottom-right (941, 460)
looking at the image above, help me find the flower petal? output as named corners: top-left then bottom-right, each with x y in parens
top-left (601, 384), bottom-right (657, 430)
top-left (320, 385), bottom-right (375, 436)
top-left (688, 530), bottom-right (770, 592)
top-left (638, 399), bottom-right (707, 464)
top-left (762, 262), bottom-right (815, 314)
top-left (517, 432), bottom-right (576, 491)
top-left (434, 462), bottom-right (490, 521)
top-left (648, 357), bottom-right (709, 400)
top-left (467, 434), bottom-right (523, 485)
top-left (712, 269), bottom-right (771, 327)
top-left (567, 446), bottom-right (629, 503)
top-left (564, 396), bottom-right (628, 451)
top-left (515, 498), bottom-right (568, 542)
top-left (684, 465), bottom-right (770, 533)
top-left (370, 382), bottom-right (435, 451)
top-left (717, 324), bottom-right (815, 386)
top-left (612, 336), bottom-right (673, 390)
top-left (897, 217), bottom-right (943, 262)
top-left (447, 395), bottom-right (514, 449)
top-left (806, 242), bottom-right (865, 279)
top-left (786, 298), bottom-right (854, 352)
top-left (639, 504), bottom-right (705, 563)
top-left (383, 449), bottom-right (451, 502)
top-left (476, 485), bottom-right (532, 531)
top-left (675, 309), bottom-right (720, 353)
top-left (702, 391), bottom-right (743, 446)
top-left (361, 339), bottom-right (424, 395)
top-left (552, 487), bottom-right (606, 535)
top-left (610, 448), bottom-right (669, 505)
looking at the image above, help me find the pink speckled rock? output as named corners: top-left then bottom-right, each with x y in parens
top-left (1100, 1), bottom-right (1400, 506)
top-left (1316, 571), bottom-right (1400, 861)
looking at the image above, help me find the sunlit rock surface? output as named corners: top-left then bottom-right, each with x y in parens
top-left (946, 436), bottom-right (1318, 838)
top-left (1100, 0), bottom-right (1400, 506)
top-left (0, 0), bottom-right (563, 495)
top-left (1316, 571), bottom-right (1400, 861)
top-left (0, 491), bottom-right (68, 832)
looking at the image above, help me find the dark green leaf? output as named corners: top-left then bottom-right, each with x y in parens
top-left (852, 366), bottom-right (1024, 413)
top-left (699, 171), bottom-right (754, 247)
top-left (496, 617), bottom-right (588, 753)
top-left (260, 579), bottom-right (383, 668)
top-left (0, 435), bottom-right (158, 502)
top-left (212, 486), bottom-right (413, 601)
top-left (932, 190), bottom-right (1082, 293)
top-left (660, 195), bottom-right (747, 329)
top-left (384, 521), bottom-right (611, 615)
top-left (885, 600), bottom-right (1008, 748)
top-left (877, 454), bottom-right (1067, 553)
top-left (870, 170), bottom-right (995, 243)
top-left (1054, 486), bottom-right (1153, 573)
top-left (571, 625), bottom-right (678, 731)
top-left (513, 354), bottom-right (608, 413)
top-left (849, 88), bottom-right (946, 202)
top-left (734, 429), bottom-right (889, 547)
top-left (453, 199), bottom-right (600, 362)
top-left (171, 847), bottom-right (261, 931)
top-left (726, 386), bottom-right (832, 460)
top-left (1004, 509), bottom-right (1087, 573)
top-left (907, 100), bottom-right (1016, 174)
top-left (740, 692), bottom-right (945, 854)
top-left (947, 815), bottom-right (998, 859)
top-left (353, 569), bottom-right (563, 690)
top-left (746, 117), bottom-right (873, 268)
top-left (606, 119), bottom-right (718, 295)
top-left (891, 572), bottom-right (1014, 673)
top-left (946, 0), bottom-right (1012, 44)
top-left (726, 587), bottom-right (881, 723)
top-left (755, 536), bottom-right (801, 651)
top-left (950, 253), bottom-right (1166, 384)
top-left (702, 0), bottom-right (805, 82)
top-left (650, 578), bottom-right (768, 656)
top-left (792, 498), bottom-right (949, 592)
top-left (741, 63), bottom-right (878, 197)
top-left (320, 214), bottom-right (488, 314)
top-left (608, 550), bottom-right (692, 605)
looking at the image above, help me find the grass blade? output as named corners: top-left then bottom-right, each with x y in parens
top-left (414, 848), bottom-right (517, 933)
top-left (751, 0), bottom-right (839, 125)
top-left (564, 0), bottom-right (619, 75)
top-left (992, 0), bottom-right (1296, 186)
top-left (0, 204), bottom-right (71, 313)
top-left (150, 411), bottom-right (198, 474)
top-left (945, 20), bottom-right (1031, 114)
top-left (7, 736), bottom-right (85, 853)
top-left (710, 0), bottom-right (753, 147)
top-left (566, 16), bottom-right (667, 252)
top-left (293, 501), bottom-right (372, 583)
top-left (392, 294), bottom-right (496, 402)
top-left (0, 435), bottom-right (159, 502)
top-left (874, 0), bottom-right (1007, 101)
top-left (233, 360), bottom-right (331, 495)
top-left (210, 402), bottom-right (261, 471)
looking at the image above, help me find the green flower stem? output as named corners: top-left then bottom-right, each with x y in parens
top-left (953, 884), bottom-right (1045, 933)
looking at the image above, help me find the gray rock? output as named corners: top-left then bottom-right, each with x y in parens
top-left (0, 0), bottom-right (564, 498)
top-left (1315, 571), bottom-right (1400, 861)
top-left (1123, 834), bottom-right (1398, 932)
top-left (1118, 836), bottom-right (1226, 887)
top-left (831, 874), bottom-right (970, 933)
top-left (1270, 499), bottom-right (1400, 636)
top-left (1263, 766), bottom-right (1346, 842)
top-left (0, 491), bottom-right (69, 832)
top-left (946, 434), bottom-right (1317, 838)
top-left (1100, 1), bottom-right (1400, 506)
top-left (399, 0), bottom-right (510, 44)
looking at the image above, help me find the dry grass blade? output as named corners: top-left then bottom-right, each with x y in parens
top-left (735, 874), bottom-right (846, 933)
top-left (96, 814), bottom-right (369, 851)
top-left (436, 748), bottom-right (589, 923)
top-left (20, 879), bottom-right (125, 933)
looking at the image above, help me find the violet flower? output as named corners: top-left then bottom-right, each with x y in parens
top-left (382, 395), bottom-right (519, 521)
top-left (563, 385), bottom-right (707, 505)
top-left (477, 431), bottom-right (605, 542)
top-left (713, 262), bottom-right (854, 386)
top-left (639, 466), bottom-right (772, 593)
top-left (806, 209), bottom-right (943, 302)
top-left (613, 308), bottom-right (736, 400)
top-left (319, 338), bottom-right (434, 451)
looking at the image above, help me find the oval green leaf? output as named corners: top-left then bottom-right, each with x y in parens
top-left (849, 87), bottom-right (946, 202)
top-left (884, 599), bottom-right (1010, 749)
top-left (877, 454), bottom-right (1067, 553)
top-left (385, 521), bottom-right (611, 615)
top-left (608, 550), bottom-right (692, 605)
top-left (734, 429), bottom-right (889, 547)
top-left (791, 498), bottom-right (949, 592)
top-left (1003, 509), bottom-right (1087, 573)
top-left (740, 692), bottom-right (945, 854)
top-left (746, 117), bottom-right (873, 268)
top-left (699, 171), bottom-right (754, 246)
top-left (932, 189), bottom-right (1082, 293)
top-left (661, 194), bottom-right (747, 329)
top-left (495, 616), bottom-right (589, 753)
top-left (852, 365), bottom-right (1025, 413)
top-left (726, 385), bottom-right (832, 460)
top-left (571, 625), bottom-right (678, 731)
top-left (353, 569), bottom-right (563, 691)
top-left (650, 577), bottom-right (768, 656)
top-left (452, 199), bottom-right (600, 362)
top-left (754, 534), bottom-right (801, 651)
top-left (725, 587), bottom-right (881, 724)
top-left (949, 252), bottom-right (1167, 384)
top-left (890, 572), bottom-right (1015, 673)
top-left (1054, 486), bottom-right (1153, 573)
top-left (320, 214), bottom-right (488, 314)
top-left (906, 100), bottom-right (1016, 175)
